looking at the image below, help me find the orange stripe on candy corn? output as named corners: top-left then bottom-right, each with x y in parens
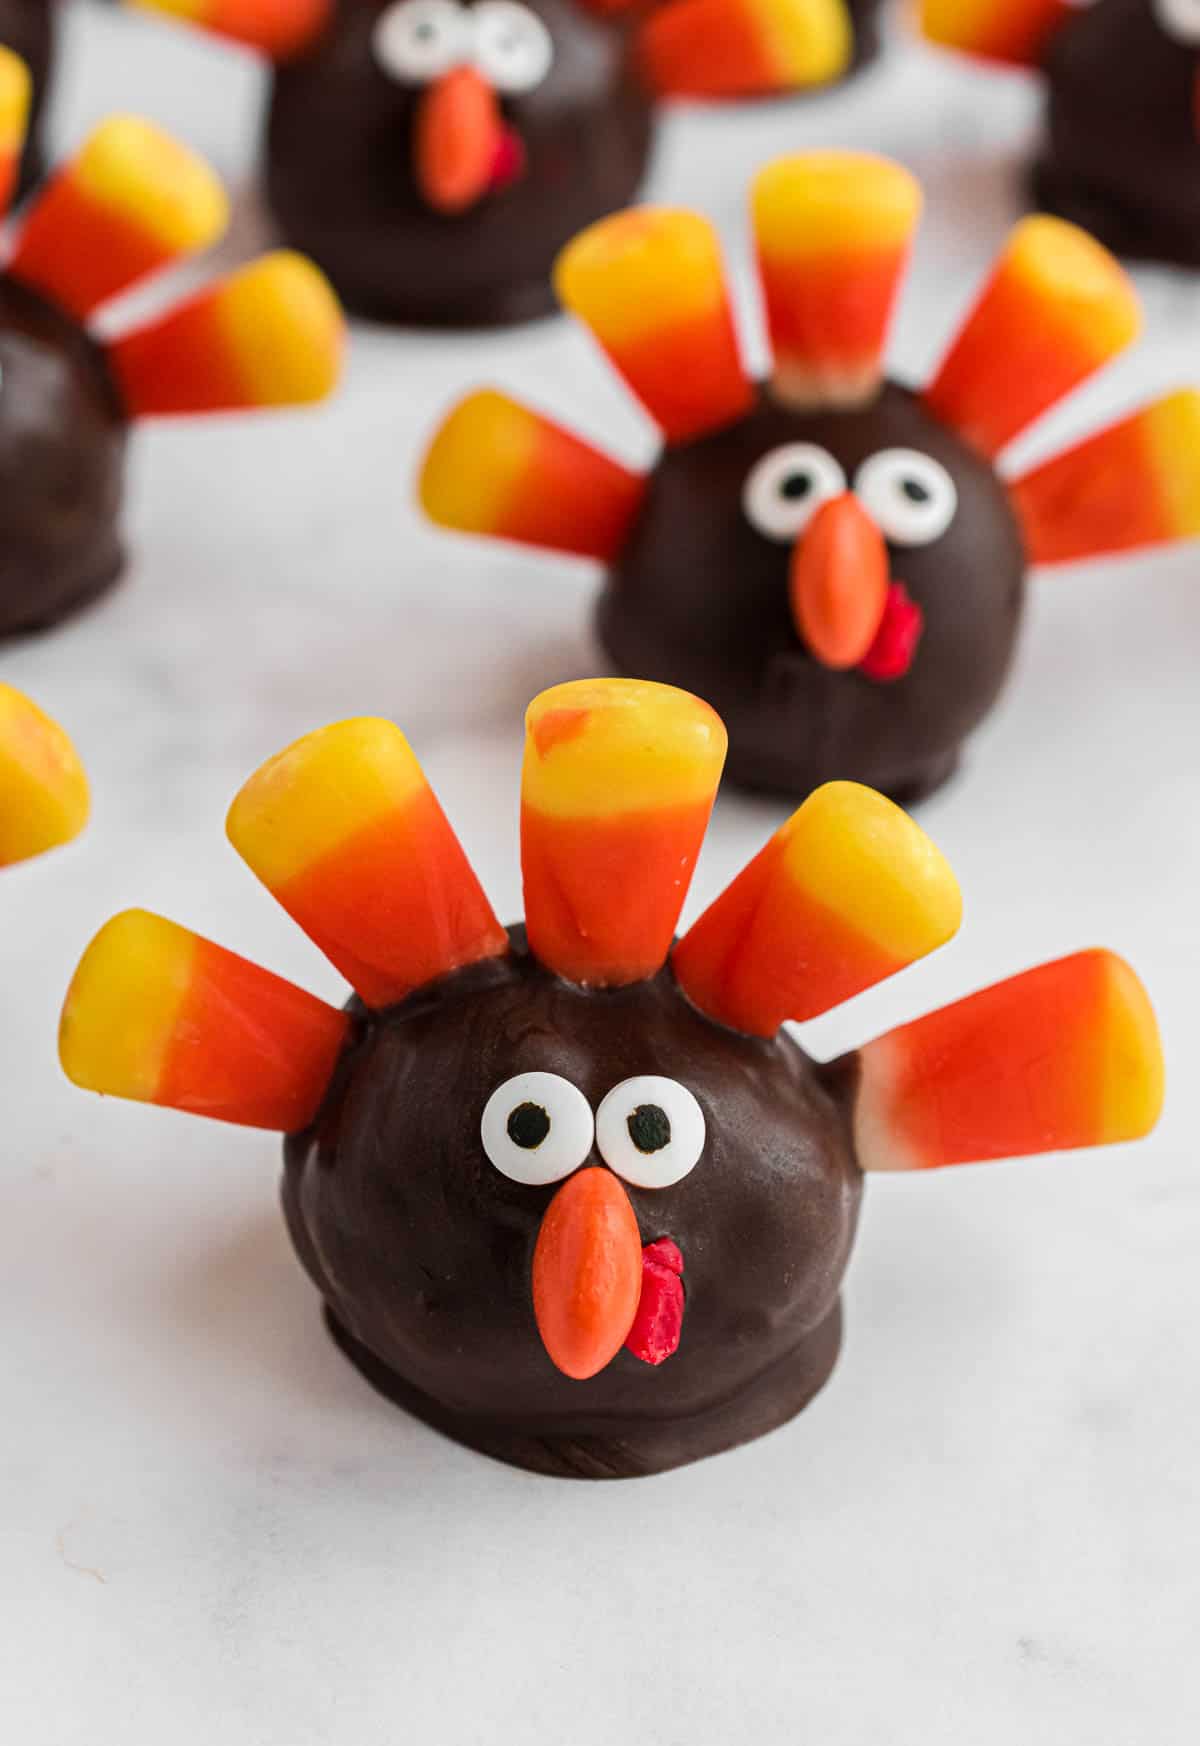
top-left (108, 252), bottom-right (344, 417)
top-left (0, 685), bottom-right (89, 867)
top-left (10, 116), bottom-right (229, 320)
top-left (1010, 391), bottom-right (1200, 564)
top-left (128, 0), bottom-right (332, 60)
top-left (522, 679), bottom-right (727, 987)
top-left (0, 47), bottom-right (31, 217)
top-left (853, 950), bottom-right (1164, 1173)
top-left (924, 216), bottom-right (1141, 459)
top-left (639, 0), bottom-right (853, 99)
top-left (227, 718), bottom-right (508, 1010)
top-left (918, 0), bottom-right (1073, 67)
top-left (418, 391), bottom-right (646, 561)
top-left (752, 152), bottom-right (922, 408)
top-left (672, 782), bottom-right (961, 1037)
top-left (554, 209), bottom-right (752, 444)
top-left (59, 910), bottom-right (349, 1131)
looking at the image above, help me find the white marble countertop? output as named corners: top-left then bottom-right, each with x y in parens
top-left (3, 6), bottom-right (1198, 1741)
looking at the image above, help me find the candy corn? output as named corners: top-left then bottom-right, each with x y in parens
top-left (418, 391), bottom-right (646, 562)
top-left (752, 152), bottom-right (922, 408)
top-left (0, 47), bottom-right (30, 217)
top-left (924, 216), bottom-right (1141, 459)
top-left (1010, 390), bottom-right (1200, 564)
top-left (0, 686), bottom-right (89, 867)
top-left (918, 0), bottom-right (1073, 67)
top-left (673, 782), bottom-right (961, 1037)
top-left (128, 0), bottom-right (332, 61)
top-left (10, 116), bottom-right (229, 320)
top-left (853, 950), bottom-right (1164, 1172)
top-left (227, 718), bottom-right (508, 1011)
top-left (59, 910), bottom-right (350, 1131)
top-left (533, 1167), bottom-right (644, 1380)
top-left (108, 252), bottom-right (344, 417)
top-left (522, 679), bottom-right (727, 987)
top-left (554, 209), bottom-right (752, 444)
top-left (638, 0), bottom-right (853, 99)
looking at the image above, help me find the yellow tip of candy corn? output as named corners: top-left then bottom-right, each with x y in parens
top-left (215, 252), bottom-right (345, 406)
top-left (59, 910), bottom-right (190, 1102)
top-left (523, 679), bottom-right (728, 820)
top-left (752, 150), bottom-right (923, 259)
top-left (673, 781), bottom-right (961, 1035)
top-left (73, 114), bottom-right (230, 253)
top-left (0, 686), bottom-right (89, 867)
top-left (0, 45), bottom-right (31, 155)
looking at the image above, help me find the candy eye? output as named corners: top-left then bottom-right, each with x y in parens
top-left (595, 1076), bottom-right (706, 1190)
top-left (473, 1), bottom-right (554, 93)
top-left (742, 444), bottom-right (847, 542)
top-left (853, 448), bottom-right (958, 548)
top-left (481, 1071), bottom-right (594, 1185)
top-left (1156, 0), bottom-right (1200, 45)
top-left (373, 0), bottom-right (469, 83)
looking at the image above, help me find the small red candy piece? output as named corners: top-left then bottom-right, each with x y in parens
top-left (625, 1238), bottom-right (685, 1366)
top-left (858, 581), bottom-right (924, 683)
top-left (490, 128), bottom-right (526, 192)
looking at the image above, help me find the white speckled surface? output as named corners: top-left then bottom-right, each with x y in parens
top-left (3, 6), bottom-right (1198, 1741)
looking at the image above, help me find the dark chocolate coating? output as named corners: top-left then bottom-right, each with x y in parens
top-left (284, 929), bottom-right (863, 1478)
top-left (0, 277), bottom-right (128, 638)
top-left (265, 0), bottom-right (653, 326)
top-left (1033, 0), bottom-right (1200, 267)
top-left (2, 0), bottom-right (54, 194)
top-left (599, 383), bottom-right (1027, 803)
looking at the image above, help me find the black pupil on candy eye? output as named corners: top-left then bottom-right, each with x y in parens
top-left (508, 1102), bottom-right (550, 1149)
top-left (628, 1104), bottom-right (671, 1154)
top-left (780, 473), bottom-right (813, 502)
top-left (902, 478), bottom-right (931, 504)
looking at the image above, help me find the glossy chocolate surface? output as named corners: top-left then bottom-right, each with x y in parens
top-left (0, 277), bottom-right (127, 638)
top-left (599, 383), bottom-right (1027, 803)
top-left (265, 0), bottom-right (653, 325)
top-left (1034, 0), bottom-right (1200, 266)
top-left (284, 929), bottom-right (863, 1477)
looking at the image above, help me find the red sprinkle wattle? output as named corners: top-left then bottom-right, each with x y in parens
top-left (624, 1238), bottom-right (685, 1366)
top-left (859, 581), bottom-right (924, 682)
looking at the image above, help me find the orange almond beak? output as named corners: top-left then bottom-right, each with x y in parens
top-left (415, 66), bottom-right (505, 215)
top-left (532, 1167), bottom-right (644, 1380)
top-left (789, 492), bottom-right (890, 670)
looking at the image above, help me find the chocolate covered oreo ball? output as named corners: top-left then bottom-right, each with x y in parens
top-left (60, 681), bottom-right (1164, 1479)
top-left (423, 151), bottom-right (1200, 802)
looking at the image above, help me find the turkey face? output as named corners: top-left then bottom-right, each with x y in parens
top-left (265, 0), bottom-right (652, 324)
top-left (600, 383), bottom-right (1026, 802)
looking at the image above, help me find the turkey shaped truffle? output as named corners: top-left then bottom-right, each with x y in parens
top-left (0, 50), bottom-right (343, 638)
top-left (421, 151), bottom-right (1200, 801)
top-left (60, 680), bottom-right (1164, 1478)
top-left (128, 0), bottom-right (884, 325)
top-left (923, 0), bottom-right (1200, 268)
